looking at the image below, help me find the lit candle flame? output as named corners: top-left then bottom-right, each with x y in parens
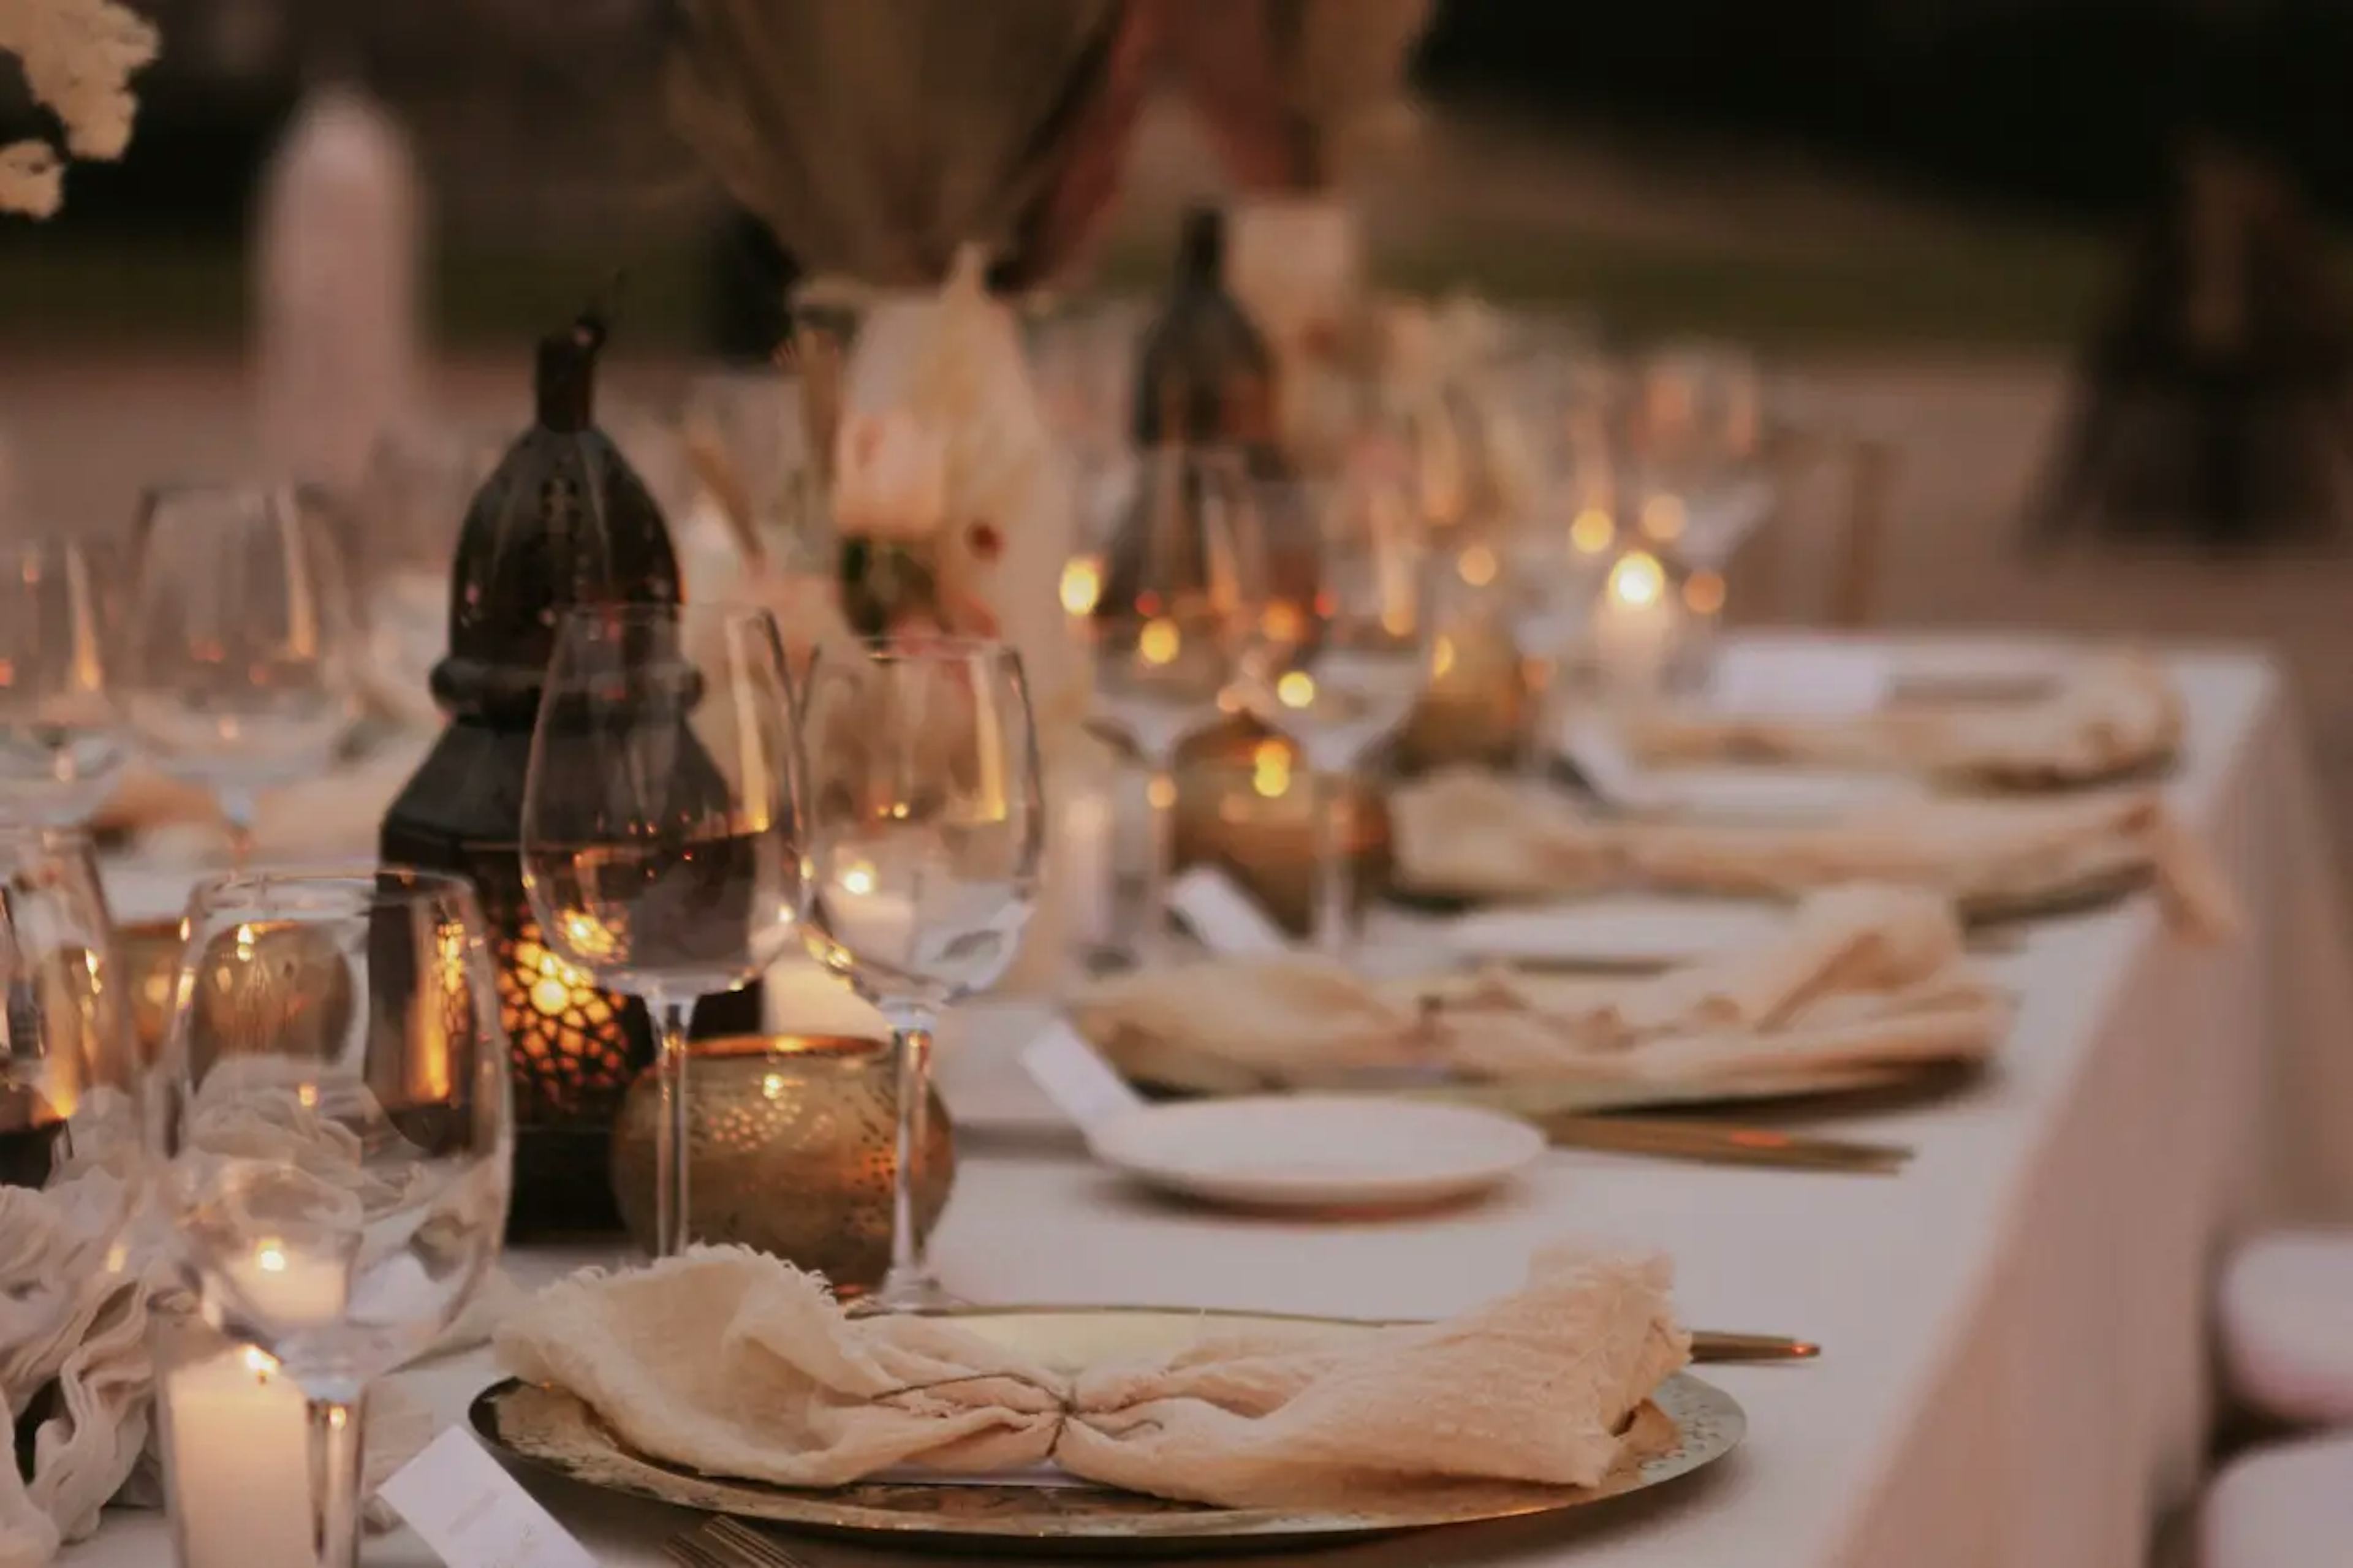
top-left (1276, 671), bottom-right (1316, 709)
top-left (1609, 551), bottom-right (1667, 608)
top-left (1059, 555), bottom-right (1103, 617)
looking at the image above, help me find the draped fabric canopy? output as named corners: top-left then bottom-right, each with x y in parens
top-left (665, 0), bottom-right (1137, 289)
top-left (662, 0), bottom-right (1433, 289)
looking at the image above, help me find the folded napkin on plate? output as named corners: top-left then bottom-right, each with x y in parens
top-left (1074, 885), bottom-right (2007, 1092)
top-left (495, 1242), bottom-right (1689, 1509)
top-left (1624, 651), bottom-right (2181, 789)
top-left (1388, 769), bottom-right (2238, 941)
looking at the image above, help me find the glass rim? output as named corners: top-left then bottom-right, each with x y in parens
top-left (548, 600), bottom-right (785, 631)
top-left (817, 634), bottom-right (1025, 665)
top-left (185, 864), bottom-right (482, 916)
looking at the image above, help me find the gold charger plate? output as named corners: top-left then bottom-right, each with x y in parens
top-left (1107, 1023), bottom-right (1977, 1118)
top-left (468, 1306), bottom-right (1745, 1555)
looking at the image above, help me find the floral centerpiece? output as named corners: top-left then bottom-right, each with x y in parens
top-left (0, 0), bottom-right (157, 218)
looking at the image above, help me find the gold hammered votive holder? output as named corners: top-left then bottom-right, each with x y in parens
top-left (610, 1034), bottom-right (954, 1293)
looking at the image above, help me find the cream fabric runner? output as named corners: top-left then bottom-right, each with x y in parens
top-left (1388, 771), bottom-right (2239, 941)
top-left (1073, 885), bottom-right (2009, 1093)
top-left (496, 1242), bottom-right (1688, 1509)
top-left (1626, 652), bottom-right (2181, 788)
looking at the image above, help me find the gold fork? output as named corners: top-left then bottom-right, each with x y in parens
top-left (673, 1517), bottom-right (818, 1568)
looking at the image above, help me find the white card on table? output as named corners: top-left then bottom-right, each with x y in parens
top-left (1558, 716), bottom-right (1660, 809)
top-left (1707, 642), bottom-right (1892, 718)
top-left (377, 1426), bottom-right (597, 1568)
top-left (1020, 1018), bottom-right (1147, 1135)
top-left (1166, 865), bottom-right (1292, 956)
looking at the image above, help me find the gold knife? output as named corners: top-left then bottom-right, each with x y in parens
top-left (1689, 1330), bottom-right (1821, 1362)
top-left (1540, 1113), bottom-right (1911, 1173)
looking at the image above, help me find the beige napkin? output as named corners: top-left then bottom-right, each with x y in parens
top-left (1626, 651), bottom-right (2182, 788)
top-left (496, 1242), bottom-right (1689, 1509)
top-left (1076, 885), bottom-right (2007, 1093)
top-left (1388, 769), bottom-right (2238, 941)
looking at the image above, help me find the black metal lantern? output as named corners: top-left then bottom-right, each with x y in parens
top-left (378, 316), bottom-right (751, 1237)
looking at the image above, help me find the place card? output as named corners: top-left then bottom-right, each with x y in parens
top-left (1708, 641), bottom-right (1892, 718)
top-left (1166, 865), bottom-right (1293, 956)
top-left (378, 1426), bottom-right (597, 1568)
top-left (1558, 716), bottom-right (1660, 810)
top-left (1020, 1018), bottom-right (1146, 1135)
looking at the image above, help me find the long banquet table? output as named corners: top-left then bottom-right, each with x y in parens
top-left (66, 642), bottom-right (2353, 1568)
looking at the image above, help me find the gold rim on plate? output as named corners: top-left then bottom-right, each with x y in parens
top-left (468, 1306), bottom-right (1746, 1554)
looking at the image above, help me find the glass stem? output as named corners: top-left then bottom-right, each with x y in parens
top-left (300, 1382), bottom-right (368, 1568)
top-left (877, 1005), bottom-right (941, 1308)
top-left (1137, 763), bottom-right (1180, 966)
top-left (646, 991), bottom-right (694, 1258)
top-left (1309, 767), bottom-right (1354, 958)
top-left (1519, 654), bottom-right (1561, 782)
top-left (218, 788), bottom-right (257, 869)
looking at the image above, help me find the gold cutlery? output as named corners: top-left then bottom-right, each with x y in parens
top-left (1689, 1329), bottom-right (1821, 1362)
top-left (1539, 1113), bottom-right (1912, 1173)
top-left (677, 1517), bottom-right (817, 1568)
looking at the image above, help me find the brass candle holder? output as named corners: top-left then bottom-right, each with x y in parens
top-left (1172, 719), bottom-right (1390, 934)
top-left (610, 1035), bottom-right (954, 1293)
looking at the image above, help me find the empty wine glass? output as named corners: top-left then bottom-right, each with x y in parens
top-left (124, 484), bottom-right (360, 862)
top-left (150, 869), bottom-right (511, 1568)
top-left (520, 604), bottom-right (804, 1259)
top-left (1249, 479), bottom-right (1435, 956)
top-left (800, 639), bottom-right (1042, 1309)
top-left (1085, 447), bottom-right (1257, 964)
top-left (0, 824), bottom-right (142, 1263)
top-left (0, 534), bottom-right (128, 829)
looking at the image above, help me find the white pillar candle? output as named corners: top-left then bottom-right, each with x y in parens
top-left (161, 1345), bottom-right (315, 1568)
top-left (221, 1240), bottom-right (347, 1327)
top-left (1593, 550), bottom-right (1680, 699)
top-left (1055, 779), bottom-right (1116, 949)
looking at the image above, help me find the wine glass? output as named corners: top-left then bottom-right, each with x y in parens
top-left (149, 869), bottom-right (511, 1568)
top-left (1248, 479), bottom-right (1436, 956)
top-left (1084, 447), bottom-right (1257, 965)
top-left (520, 604), bottom-right (804, 1259)
top-left (800, 638), bottom-right (1042, 1309)
top-left (0, 534), bottom-right (128, 828)
top-left (123, 483), bottom-right (360, 862)
top-left (1498, 350), bottom-right (1624, 775)
top-left (0, 824), bottom-right (142, 1259)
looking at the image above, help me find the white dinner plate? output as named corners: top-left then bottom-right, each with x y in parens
top-left (1441, 893), bottom-right (1789, 969)
top-left (1089, 1094), bottom-right (1545, 1210)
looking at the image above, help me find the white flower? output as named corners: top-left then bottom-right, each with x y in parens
top-left (832, 409), bottom-right (949, 543)
top-left (0, 140), bottom-right (62, 218)
top-left (0, 0), bottom-right (159, 218)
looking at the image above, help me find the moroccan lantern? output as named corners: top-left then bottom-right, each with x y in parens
top-left (378, 315), bottom-right (752, 1237)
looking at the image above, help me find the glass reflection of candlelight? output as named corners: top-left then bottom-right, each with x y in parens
top-left (1457, 544), bottom-right (1499, 588)
top-left (1572, 508), bottom-right (1615, 555)
top-left (1640, 495), bottom-right (1685, 545)
top-left (1251, 738), bottom-right (1293, 800)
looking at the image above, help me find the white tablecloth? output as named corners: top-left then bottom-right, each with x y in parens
top-left (63, 643), bottom-right (2353, 1568)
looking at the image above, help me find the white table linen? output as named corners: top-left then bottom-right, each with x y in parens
top-left (61, 643), bottom-right (2353, 1568)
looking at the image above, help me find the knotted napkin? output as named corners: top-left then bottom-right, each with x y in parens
top-left (0, 1075), bottom-right (517, 1567)
top-left (1073, 884), bottom-right (2007, 1094)
top-left (1624, 651), bottom-right (2181, 789)
top-left (1388, 770), bottom-right (2238, 941)
top-left (496, 1243), bottom-right (1689, 1509)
